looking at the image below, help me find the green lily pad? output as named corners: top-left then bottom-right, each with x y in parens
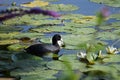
top-left (103, 54), bottom-right (120, 63)
top-left (72, 28), bottom-right (96, 35)
top-left (113, 28), bottom-right (120, 35)
top-left (14, 32), bottom-right (43, 39)
top-left (97, 32), bottom-right (118, 40)
top-left (111, 21), bottom-right (120, 27)
top-left (42, 4), bottom-right (79, 12)
top-left (0, 32), bottom-right (19, 40)
top-left (0, 39), bottom-right (19, 45)
top-left (0, 25), bottom-right (22, 33)
top-left (84, 65), bottom-right (119, 80)
top-left (7, 44), bottom-right (27, 51)
top-left (62, 34), bottom-right (94, 49)
top-left (3, 14), bottom-right (49, 26)
top-left (47, 54), bottom-right (87, 71)
top-left (21, 0), bottom-right (49, 7)
top-left (90, 0), bottom-right (120, 7)
top-left (11, 59), bottom-right (57, 80)
top-left (110, 14), bottom-right (120, 20)
top-left (42, 0), bottom-right (59, 2)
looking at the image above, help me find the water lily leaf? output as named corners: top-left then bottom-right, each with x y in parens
top-left (0, 25), bottom-right (22, 33)
top-left (0, 39), bottom-right (19, 45)
top-left (111, 21), bottom-right (120, 27)
top-left (21, 0), bottom-right (49, 7)
top-left (113, 29), bottom-right (120, 35)
top-left (47, 54), bottom-right (87, 71)
top-left (72, 16), bottom-right (96, 24)
top-left (62, 34), bottom-right (94, 49)
top-left (103, 55), bottom-right (120, 63)
top-left (42, 4), bottom-right (79, 11)
top-left (90, 0), bottom-right (120, 7)
top-left (72, 28), bottom-right (96, 35)
top-left (11, 59), bottom-right (57, 80)
top-left (61, 14), bottom-right (85, 20)
top-left (14, 32), bottom-right (43, 39)
top-left (0, 32), bottom-right (19, 40)
top-left (84, 65), bottom-right (119, 80)
top-left (7, 44), bottom-right (27, 51)
top-left (3, 14), bottom-right (48, 26)
top-left (43, 0), bottom-right (59, 2)
top-left (110, 14), bottom-right (120, 20)
top-left (97, 32), bottom-right (118, 40)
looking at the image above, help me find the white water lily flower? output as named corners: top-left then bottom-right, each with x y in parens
top-left (106, 46), bottom-right (119, 54)
top-left (77, 51), bottom-right (86, 59)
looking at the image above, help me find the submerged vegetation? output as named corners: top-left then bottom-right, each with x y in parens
top-left (0, 0), bottom-right (120, 80)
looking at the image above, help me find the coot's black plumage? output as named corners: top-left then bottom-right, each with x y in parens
top-left (25, 34), bottom-right (65, 60)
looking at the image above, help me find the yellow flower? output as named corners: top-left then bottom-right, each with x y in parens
top-left (106, 46), bottom-right (119, 54)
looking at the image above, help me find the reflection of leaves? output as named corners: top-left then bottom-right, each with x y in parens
top-left (11, 59), bottom-right (57, 80)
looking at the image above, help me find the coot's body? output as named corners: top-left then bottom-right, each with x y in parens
top-left (25, 34), bottom-right (65, 59)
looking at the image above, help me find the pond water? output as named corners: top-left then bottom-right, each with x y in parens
top-left (0, 0), bottom-right (120, 80)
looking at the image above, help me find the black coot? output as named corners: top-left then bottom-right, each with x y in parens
top-left (25, 34), bottom-right (65, 60)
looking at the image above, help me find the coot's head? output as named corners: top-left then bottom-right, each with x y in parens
top-left (52, 34), bottom-right (65, 47)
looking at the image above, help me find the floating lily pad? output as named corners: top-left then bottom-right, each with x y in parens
top-left (97, 32), bottom-right (118, 40)
top-left (47, 54), bottom-right (87, 71)
top-left (21, 0), bottom-right (49, 7)
top-left (62, 34), bottom-right (94, 49)
top-left (0, 39), bottom-right (19, 45)
top-left (110, 14), bottom-right (120, 20)
top-left (111, 21), bottom-right (120, 27)
top-left (11, 59), bottom-right (57, 80)
top-left (90, 0), bottom-right (120, 7)
top-left (0, 25), bottom-right (22, 33)
top-left (72, 28), bottom-right (96, 35)
top-left (42, 0), bottom-right (59, 2)
top-left (14, 32), bottom-right (43, 39)
top-left (7, 44), bottom-right (27, 51)
top-left (42, 4), bottom-right (79, 12)
top-left (0, 32), bottom-right (19, 40)
top-left (84, 65), bottom-right (119, 80)
top-left (103, 55), bottom-right (120, 63)
top-left (113, 29), bottom-right (120, 35)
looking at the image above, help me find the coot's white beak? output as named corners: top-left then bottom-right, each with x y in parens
top-left (57, 38), bottom-right (65, 47)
